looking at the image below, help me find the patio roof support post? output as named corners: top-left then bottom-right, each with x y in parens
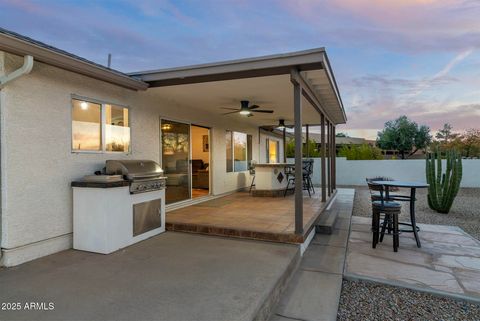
top-left (321, 113), bottom-right (326, 202)
top-left (327, 120), bottom-right (331, 196)
top-left (332, 125), bottom-right (336, 190)
top-left (306, 124), bottom-right (309, 157)
top-left (283, 127), bottom-right (287, 163)
top-left (291, 69), bottom-right (303, 235)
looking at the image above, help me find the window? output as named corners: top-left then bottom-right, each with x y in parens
top-left (233, 132), bottom-right (247, 172)
top-left (267, 139), bottom-right (279, 163)
top-left (226, 131), bottom-right (251, 172)
top-left (105, 104), bottom-right (130, 152)
top-left (247, 134), bottom-right (253, 167)
top-left (72, 99), bottom-right (101, 151)
top-left (226, 131), bottom-right (233, 172)
top-left (72, 98), bottom-right (130, 153)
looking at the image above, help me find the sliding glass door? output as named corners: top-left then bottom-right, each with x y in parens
top-left (161, 119), bottom-right (191, 204)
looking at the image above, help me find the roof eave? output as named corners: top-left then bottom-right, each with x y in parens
top-left (0, 33), bottom-right (149, 91)
top-left (129, 48), bottom-right (327, 86)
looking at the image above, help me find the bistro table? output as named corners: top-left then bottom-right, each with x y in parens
top-left (371, 180), bottom-right (429, 248)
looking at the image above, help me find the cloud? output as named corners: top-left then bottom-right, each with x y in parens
top-left (343, 47), bottom-right (477, 132)
top-left (406, 48), bottom-right (473, 98)
top-left (280, 0), bottom-right (480, 53)
top-left (0, 0), bottom-right (478, 134)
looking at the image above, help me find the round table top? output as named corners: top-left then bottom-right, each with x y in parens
top-left (371, 180), bottom-right (429, 188)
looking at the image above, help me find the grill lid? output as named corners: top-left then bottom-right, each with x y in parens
top-left (105, 160), bottom-right (163, 180)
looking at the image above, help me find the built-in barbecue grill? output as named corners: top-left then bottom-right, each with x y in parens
top-left (106, 160), bottom-right (166, 194)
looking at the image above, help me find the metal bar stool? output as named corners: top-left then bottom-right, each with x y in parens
top-left (369, 182), bottom-right (402, 252)
top-left (248, 161), bottom-right (256, 193)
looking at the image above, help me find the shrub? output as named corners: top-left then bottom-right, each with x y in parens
top-left (338, 144), bottom-right (383, 160)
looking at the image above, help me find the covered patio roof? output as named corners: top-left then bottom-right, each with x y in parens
top-left (129, 48), bottom-right (346, 126)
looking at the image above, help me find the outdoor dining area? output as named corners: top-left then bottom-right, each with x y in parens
top-left (366, 177), bottom-right (429, 252)
top-left (248, 159), bottom-right (316, 198)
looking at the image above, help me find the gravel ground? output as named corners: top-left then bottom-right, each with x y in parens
top-left (337, 187), bottom-right (480, 321)
top-left (346, 186), bottom-right (480, 240)
top-left (337, 280), bottom-right (480, 321)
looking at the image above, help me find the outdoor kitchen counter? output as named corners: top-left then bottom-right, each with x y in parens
top-left (71, 180), bottom-right (130, 188)
top-left (252, 163), bottom-right (289, 197)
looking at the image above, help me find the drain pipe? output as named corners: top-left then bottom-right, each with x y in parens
top-left (0, 55), bottom-right (34, 89)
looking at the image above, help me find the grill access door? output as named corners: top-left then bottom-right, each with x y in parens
top-left (133, 199), bottom-right (162, 236)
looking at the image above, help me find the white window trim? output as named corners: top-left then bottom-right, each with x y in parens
top-left (226, 130), bottom-right (251, 173)
top-left (71, 94), bottom-right (131, 154)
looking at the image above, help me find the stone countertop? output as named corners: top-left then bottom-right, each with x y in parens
top-left (71, 180), bottom-right (129, 188)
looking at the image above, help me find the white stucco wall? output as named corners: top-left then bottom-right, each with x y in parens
top-left (288, 157), bottom-right (480, 188)
top-left (335, 157), bottom-right (480, 187)
top-left (0, 52), bottom-right (260, 265)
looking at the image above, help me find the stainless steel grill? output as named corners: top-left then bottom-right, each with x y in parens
top-left (106, 160), bottom-right (166, 194)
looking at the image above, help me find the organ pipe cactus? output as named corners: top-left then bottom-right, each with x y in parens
top-left (425, 148), bottom-right (462, 214)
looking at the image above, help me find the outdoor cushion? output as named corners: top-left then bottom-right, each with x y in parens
top-left (372, 200), bottom-right (401, 208)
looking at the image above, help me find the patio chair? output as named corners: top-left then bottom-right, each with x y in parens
top-left (369, 182), bottom-right (402, 252)
top-left (284, 159), bottom-right (315, 197)
top-left (248, 161), bottom-right (256, 193)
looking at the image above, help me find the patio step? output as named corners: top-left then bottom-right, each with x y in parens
top-left (315, 207), bottom-right (339, 235)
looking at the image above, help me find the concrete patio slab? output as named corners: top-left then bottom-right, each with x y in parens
top-left (345, 216), bottom-right (480, 303)
top-left (0, 232), bottom-right (299, 321)
top-left (312, 228), bottom-right (349, 247)
top-left (300, 244), bottom-right (345, 275)
top-left (270, 188), bottom-right (355, 321)
top-left (275, 270), bottom-right (343, 321)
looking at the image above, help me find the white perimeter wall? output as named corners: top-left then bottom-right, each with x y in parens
top-left (287, 157), bottom-right (480, 188)
top-left (0, 53), bottom-right (259, 265)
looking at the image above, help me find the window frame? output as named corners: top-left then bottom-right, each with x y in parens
top-left (71, 95), bottom-right (131, 154)
top-left (266, 138), bottom-right (280, 163)
top-left (226, 130), bottom-right (252, 173)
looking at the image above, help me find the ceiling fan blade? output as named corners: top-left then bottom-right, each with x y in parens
top-left (248, 105), bottom-right (260, 110)
top-left (251, 110), bottom-right (274, 113)
top-left (220, 107), bottom-right (240, 110)
top-left (222, 111), bottom-right (239, 115)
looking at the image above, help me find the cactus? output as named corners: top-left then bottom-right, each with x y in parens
top-left (425, 148), bottom-right (462, 214)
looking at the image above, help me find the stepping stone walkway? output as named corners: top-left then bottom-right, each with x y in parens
top-left (345, 216), bottom-right (480, 303)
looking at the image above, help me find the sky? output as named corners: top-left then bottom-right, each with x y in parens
top-left (1, 0), bottom-right (479, 140)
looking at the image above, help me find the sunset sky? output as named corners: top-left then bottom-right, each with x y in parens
top-left (1, 0), bottom-right (479, 139)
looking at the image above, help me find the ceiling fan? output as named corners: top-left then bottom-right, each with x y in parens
top-left (221, 100), bottom-right (274, 117)
top-left (262, 119), bottom-right (294, 130)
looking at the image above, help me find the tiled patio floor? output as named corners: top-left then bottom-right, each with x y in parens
top-left (167, 190), bottom-right (331, 243)
top-left (345, 216), bottom-right (480, 303)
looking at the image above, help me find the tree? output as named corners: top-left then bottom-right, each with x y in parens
top-left (336, 132), bottom-right (347, 137)
top-left (338, 144), bottom-right (383, 160)
top-left (286, 138), bottom-right (321, 157)
top-left (460, 129), bottom-right (480, 158)
top-left (376, 115), bottom-right (432, 159)
top-left (435, 123), bottom-right (455, 143)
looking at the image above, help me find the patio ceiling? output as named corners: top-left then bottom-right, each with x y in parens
top-left (145, 74), bottom-right (324, 127)
top-left (130, 48), bottom-right (346, 126)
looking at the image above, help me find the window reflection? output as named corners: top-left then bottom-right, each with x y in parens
top-left (233, 132), bottom-right (247, 172)
top-left (72, 99), bottom-right (101, 151)
top-left (105, 104), bottom-right (130, 152)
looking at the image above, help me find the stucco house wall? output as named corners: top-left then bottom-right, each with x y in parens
top-left (0, 52), bottom-right (260, 266)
